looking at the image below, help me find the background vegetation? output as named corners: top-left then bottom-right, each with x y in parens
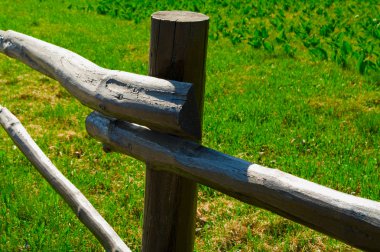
top-left (1, 0), bottom-right (379, 251)
top-left (80, 0), bottom-right (380, 75)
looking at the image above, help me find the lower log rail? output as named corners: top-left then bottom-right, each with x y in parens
top-left (0, 106), bottom-right (131, 252)
top-left (86, 112), bottom-right (380, 251)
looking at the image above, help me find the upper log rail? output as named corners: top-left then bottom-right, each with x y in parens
top-left (0, 30), bottom-right (200, 138)
top-left (86, 112), bottom-right (380, 251)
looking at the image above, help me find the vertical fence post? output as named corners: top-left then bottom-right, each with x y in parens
top-left (143, 11), bottom-right (209, 252)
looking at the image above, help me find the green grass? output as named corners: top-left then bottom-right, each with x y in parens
top-left (0, 0), bottom-right (379, 251)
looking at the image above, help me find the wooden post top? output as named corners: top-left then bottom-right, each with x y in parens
top-left (151, 11), bottom-right (209, 22)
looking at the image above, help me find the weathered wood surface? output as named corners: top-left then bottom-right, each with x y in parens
top-left (86, 112), bottom-right (380, 251)
top-left (142, 11), bottom-right (209, 252)
top-left (0, 106), bottom-right (131, 252)
top-left (0, 30), bottom-right (199, 137)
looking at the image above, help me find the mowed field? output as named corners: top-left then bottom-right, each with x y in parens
top-left (0, 0), bottom-right (379, 251)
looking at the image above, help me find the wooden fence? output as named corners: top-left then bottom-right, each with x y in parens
top-left (1, 11), bottom-right (379, 252)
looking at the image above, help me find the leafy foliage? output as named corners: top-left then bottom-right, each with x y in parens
top-left (82, 0), bottom-right (380, 75)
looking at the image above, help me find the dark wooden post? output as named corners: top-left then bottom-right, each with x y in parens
top-left (142, 11), bottom-right (209, 252)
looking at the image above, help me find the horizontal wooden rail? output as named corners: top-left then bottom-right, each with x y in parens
top-left (0, 30), bottom-right (200, 138)
top-left (86, 112), bottom-right (380, 251)
top-left (0, 106), bottom-right (131, 252)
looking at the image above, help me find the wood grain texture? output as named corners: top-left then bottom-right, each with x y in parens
top-left (0, 106), bottom-right (131, 252)
top-left (149, 11), bottom-right (209, 125)
top-left (0, 30), bottom-right (199, 137)
top-left (142, 11), bottom-right (209, 252)
top-left (86, 112), bottom-right (380, 251)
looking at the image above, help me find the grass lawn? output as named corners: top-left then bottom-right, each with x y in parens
top-left (0, 0), bottom-right (379, 251)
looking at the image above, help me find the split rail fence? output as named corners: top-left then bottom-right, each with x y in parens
top-left (0, 11), bottom-right (379, 252)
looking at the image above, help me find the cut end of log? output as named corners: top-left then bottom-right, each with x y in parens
top-left (0, 105), bottom-right (14, 129)
top-left (85, 112), bottom-right (113, 143)
top-left (152, 11), bottom-right (209, 23)
top-left (179, 86), bottom-right (202, 141)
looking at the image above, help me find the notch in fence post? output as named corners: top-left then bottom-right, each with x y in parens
top-left (143, 11), bottom-right (209, 252)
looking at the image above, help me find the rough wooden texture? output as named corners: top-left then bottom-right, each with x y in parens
top-left (149, 11), bottom-right (209, 123)
top-left (86, 112), bottom-right (380, 251)
top-left (0, 106), bottom-right (131, 252)
top-left (0, 30), bottom-right (199, 137)
top-left (141, 11), bottom-right (209, 252)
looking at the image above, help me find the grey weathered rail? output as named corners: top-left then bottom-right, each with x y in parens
top-left (86, 112), bottom-right (380, 251)
top-left (0, 106), bottom-right (131, 252)
top-left (0, 30), bottom-right (199, 138)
